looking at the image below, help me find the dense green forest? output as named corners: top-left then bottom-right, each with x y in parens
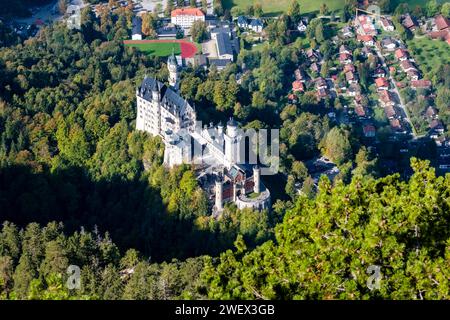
top-left (0, 1), bottom-right (449, 300)
top-left (1, 159), bottom-right (449, 299)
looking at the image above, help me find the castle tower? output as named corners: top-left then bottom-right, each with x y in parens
top-left (215, 176), bottom-right (223, 212)
top-left (253, 166), bottom-right (261, 194)
top-left (168, 50), bottom-right (179, 89)
top-left (224, 118), bottom-right (239, 165)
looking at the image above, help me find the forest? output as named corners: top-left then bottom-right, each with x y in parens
top-left (0, 1), bottom-right (449, 299)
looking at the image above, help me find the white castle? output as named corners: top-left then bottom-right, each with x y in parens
top-left (135, 53), bottom-right (270, 214)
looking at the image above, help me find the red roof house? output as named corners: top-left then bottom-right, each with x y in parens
top-left (171, 8), bottom-right (205, 17)
top-left (375, 77), bottom-right (389, 90)
top-left (435, 15), bottom-right (450, 31)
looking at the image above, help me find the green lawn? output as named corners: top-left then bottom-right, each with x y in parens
top-left (124, 42), bottom-right (181, 57)
top-left (223, 0), bottom-right (346, 16)
top-left (392, 0), bottom-right (447, 9)
top-left (407, 37), bottom-right (450, 75)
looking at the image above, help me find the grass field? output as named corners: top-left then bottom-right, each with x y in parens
top-left (223, 0), bottom-right (446, 16)
top-left (124, 42), bottom-right (182, 57)
top-left (407, 37), bottom-right (450, 74)
top-left (222, 0), bottom-right (346, 15)
top-left (392, 0), bottom-right (448, 8)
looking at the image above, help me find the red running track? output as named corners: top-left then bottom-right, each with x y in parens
top-left (123, 39), bottom-right (198, 59)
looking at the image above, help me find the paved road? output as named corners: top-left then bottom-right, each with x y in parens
top-left (373, 46), bottom-right (417, 139)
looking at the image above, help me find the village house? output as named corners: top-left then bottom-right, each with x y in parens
top-left (379, 17), bottom-right (395, 32)
top-left (340, 53), bottom-right (353, 64)
top-left (429, 29), bottom-right (450, 44)
top-left (434, 14), bottom-right (450, 31)
top-left (390, 118), bottom-right (403, 132)
top-left (372, 67), bottom-right (386, 78)
top-left (250, 19), bottom-right (264, 33)
top-left (395, 49), bottom-right (409, 61)
top-left (342, 25), bottom-right (354, 38)
top-left (316, 88), bottom-right (328, 100)
top-left (292, 80), bottom-right (305, 93)
top-left (361, 46), bottom-right (374, 57)
top-left (385, 105), bottom-right (397, 119)
top-left (346, 71), bottom-right (358, 84)
top-left (306, 49), bottom-right (322, 63)
top-left (406, 69), bottom-right (420, 81)
top-left (315, 77), bottom-right (328, 90)
top-left (356, 15), bottom-right (377, 36)
top-left (375, 77), bottom-right (389, 91)
top-left (363, 124), bottom-right (376, 138)
top-left (348, 84), bottom-right (361, 97)
top-left (379, 90), bottom-right (395, 107)
top-left (344, 64), bottom-right (356, 73)
top-left (430, 119), bottom-right (445, 134)
top-left (294, 69), bottom-right (307, 82)
top-left (381, 37), bottom-right (397, 51)
top-left (400, 60), bottom-right (417, 73)
top-left (237, 16), bottom-right (249, 29)
top-left (339, 45), bottom-right (352, 55)
top-left (297, 20), bottom-right (308, 32)
top-left (411, 79), bottom-right (432, 90)
top-left (288, 93), bottom-right (298, 103)
top-left (355, 103), bottom-right (367, 118)
top-left (425, 106), bottom-right (437, 120)
top-left (402, 14), bottom-right (417, 31)
top-left (310, 62), bottom-right (320, 74)
top-left (357, 34), bottom-right (375, 46)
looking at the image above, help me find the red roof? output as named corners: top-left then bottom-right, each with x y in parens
top-left (379, 90), bottom-right (393, 103)
top-left (340, 53), bottom-right (352, 61)
top-left (395, 49), bottom-right (408, 59)
top-left (411, 80), bottom-right (432, 88)
top-left (344, 64), bottom-right (355, 73)
top-left (390, 119), bottom-right (402, 130)
top-left (375, 77), bottom-right (389, 88)
top-left (292, 80), bottom-right (305, 92)
top-left (435, 15), bottom-right (450, 31)
top-left (357, 34), bottom-right (373, 42)
top-left (363, 124), bottom-right (376, 134)
top-left (355, 105), bottom-right (366, 117)
top-left (171, 8), bottom-right (205, 17)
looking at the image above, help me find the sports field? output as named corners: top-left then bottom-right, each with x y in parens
top-left (123, 40), bottom-right (199, 58)
top-left (222, 0), bottom-right (346, 15)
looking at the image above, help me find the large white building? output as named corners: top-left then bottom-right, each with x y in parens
top-left (135, 55), bottom-right (270, 214)
top-left (171, 8), bottom-right (205, 32)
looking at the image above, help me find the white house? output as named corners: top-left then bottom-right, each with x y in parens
top-left (379, 17), bottom-right (395, 32)
top-left (297, 21), bottom-right (307, 32)
top-left (250, 19), bottom-right (263, 33)
top-left (237, 16), bottom-right (249, 29)
top-left (171, 8), bottom-right (205, 31)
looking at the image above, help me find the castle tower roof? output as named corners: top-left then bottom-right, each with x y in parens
top-left (168, 49), bottom-right (177, 66)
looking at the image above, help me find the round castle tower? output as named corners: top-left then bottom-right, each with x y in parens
top-left (168, 51), bottom-right (179, 88)
top-left (215, 176), bottom-right (223, 212)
